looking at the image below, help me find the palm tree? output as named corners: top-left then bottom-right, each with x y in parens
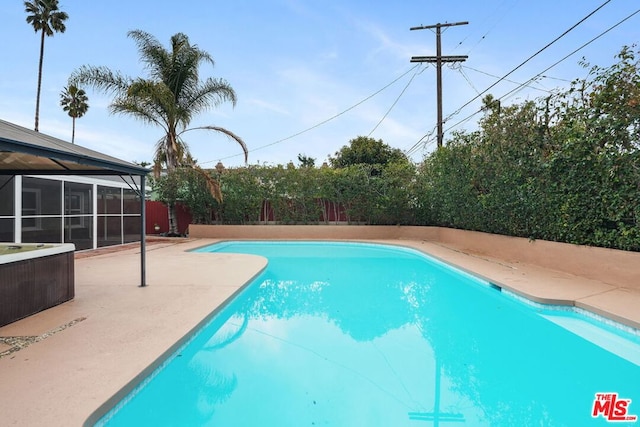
top-left (24, 0), bottom-right (69, 132)
top-left (70, 30), bottom-right (248, 234)
top-left (60, 85), bottom-right (89, 143)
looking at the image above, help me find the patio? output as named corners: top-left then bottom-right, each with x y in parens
top-left (0, 236), bottom-right (638, 426)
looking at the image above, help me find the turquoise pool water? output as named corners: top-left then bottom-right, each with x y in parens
top-left (97, 241), bottom-right (640, 426)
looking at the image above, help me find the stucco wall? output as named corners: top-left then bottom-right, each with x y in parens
top-left (189, 224), bottom-right (440, 241)
top-left (188, 224), bottom-right (639, 288)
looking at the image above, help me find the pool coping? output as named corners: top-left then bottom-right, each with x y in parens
top-left (377, 239), bottom-right (640, 331)
top-left (0, 237), bottom-right (637, 426)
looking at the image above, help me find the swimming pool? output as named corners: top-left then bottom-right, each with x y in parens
top-left (96, 241), bottom-right (640, 426)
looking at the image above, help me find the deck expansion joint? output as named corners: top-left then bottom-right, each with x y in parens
top-left (0, 317), bottom-right (87, 359)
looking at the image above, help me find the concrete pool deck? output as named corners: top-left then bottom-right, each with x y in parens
top-left (0, 236), bottom-right (638, 426)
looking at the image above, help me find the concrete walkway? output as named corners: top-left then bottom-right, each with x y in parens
top-left (391, 239), bottom-right (640, 330)
top-left (0, 237), bottom-right (638, 426)
top-left (0, 239), bottom-right (266, 427)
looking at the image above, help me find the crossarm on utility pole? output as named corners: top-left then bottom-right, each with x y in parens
top-left (410, 21), bottom-right (468, 148)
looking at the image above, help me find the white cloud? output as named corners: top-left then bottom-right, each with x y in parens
top-left (354, 19), bottom-right (429, 64)
top-left (247, 98), bottom-right (291, 116)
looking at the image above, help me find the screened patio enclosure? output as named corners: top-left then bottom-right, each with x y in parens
top-left (1, 175), bottom-right (146, 250)
top-left (0, 118), bottom-right (150, 286)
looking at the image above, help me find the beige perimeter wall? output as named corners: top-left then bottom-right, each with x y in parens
top-left (189, 224), bottom-right (640, 289)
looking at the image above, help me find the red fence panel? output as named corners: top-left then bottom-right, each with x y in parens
top-left (145, 201), bottom-right (192, 235)
top-left (320, 199), bottom-right (347, 222)
top-left (146, 198), bottom-right (347, 231)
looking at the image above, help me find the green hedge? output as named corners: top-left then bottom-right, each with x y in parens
top-left (415, 47), bottom-right (640, 251)
top-left (213, 162), bottom-right (417, 225)
top-left (199, 47), bottom-right (639, 251)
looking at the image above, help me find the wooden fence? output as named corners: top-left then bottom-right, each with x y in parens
top-left (145, 201), bottom-right (193, 235)
top-left (146, 199), bottom-right (350, 235)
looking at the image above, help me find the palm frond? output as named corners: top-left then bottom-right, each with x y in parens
top-left (24, 0), bottom-right (68, 34)
top-left (191, 164), bottom-right (223, 203)
top-left (69, 65), bottom-right (131, 96)
top-left (127, 30), bottom-right (170, 80)
top-left (110, 98), bottom-right (163, 129)
top-left (153, 133), bottom-right (194, 173)
top-left (60, 85), bottom-right (89, 118)
top-left (68, 30), bottom-right (245, 180)
top-left (48, 11), bottom-right (68, 33)
top-left (152, 136), bottom-right (170, 177)
top-left (180, 126), bottom-right (248, 163)
top-left (182, 78), bottom-right (237, 115)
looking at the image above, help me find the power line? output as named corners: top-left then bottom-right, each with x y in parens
top-left (455, 64), bottom-right (481, 95)
top-left (442, 6), bottom-right (640, 140)
top-left (440, 0), bottom-right (612, 125)
top-left (405, 0), bottom-right (623, 158)
top-left (368, 64), bottom-right (425, 137)
top-left (200, 64), bottom-right (421, 165)
top-left (455, 0), bottom-right (522, 56)
top-left (404, 127), bottom-right (437, 157)
top-left (462, 65), bottom-right (552, 94)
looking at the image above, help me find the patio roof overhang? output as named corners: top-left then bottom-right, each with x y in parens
top-left (0, 118), bottom-right (151, 287)
top-left (0, 118), bottom-right (149, 176)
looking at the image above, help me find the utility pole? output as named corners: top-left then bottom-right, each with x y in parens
top-left (411, 21), bottom-right (468, 148)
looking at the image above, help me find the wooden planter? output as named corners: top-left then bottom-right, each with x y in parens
top-left (0, 244), bottom-right (75, 327)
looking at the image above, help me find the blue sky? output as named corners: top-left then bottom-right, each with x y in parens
top-left (1, 0), bottom-right (638, 168)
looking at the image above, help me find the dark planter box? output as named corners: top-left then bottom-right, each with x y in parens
top-left (0, 244), bottom-right (75, 327)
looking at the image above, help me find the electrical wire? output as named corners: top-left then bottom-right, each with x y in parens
top-left (443, 7), bottom-right (640, 140)
top-left (405, 0), bottom-right (628, 158)
top-left (455, 64), bottom-right (481, 95)
top-left (200, 64), bottom-right (421, 165)
top-left (367, 64), bottom-right (425, 137)
top-left (441, 0), bottom-right (612, 125)
top-left (455, 0), bottom-right (522, 56)
top-left (462, 65), bottom-right (552, 94)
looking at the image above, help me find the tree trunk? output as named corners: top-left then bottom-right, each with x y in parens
top-left (167, 202), bottom-right (179, 235)
top-left (34, 29), bottom-right (46, 132)
top-left (71, 116), bottom-right (76, 143)
top-left (165, 131), bottom-right (180, 235)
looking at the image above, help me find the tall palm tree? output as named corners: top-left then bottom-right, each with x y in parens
top-left (60, 84), bottom-right (89, 143)
top-left (24, 0), bottom-right (69, 132)
top-left (70, 30), bottom-right (248, 234)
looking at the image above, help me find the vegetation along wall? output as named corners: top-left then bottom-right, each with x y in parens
top-left (155, 47), bottom-right (640, 252)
